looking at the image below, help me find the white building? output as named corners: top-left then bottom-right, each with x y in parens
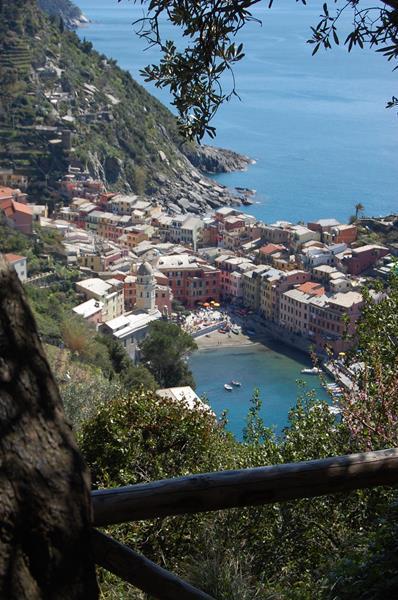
top-left (4, 254), bottom-right (27, 281)
top-left (72, 298), bottom-right (104, 323)
top-left (156, 386), bottom-right (214, 414)
top-left (102, 309), bottom-right (161, 360)
top-left (75, 277), bottom-right (124, 321)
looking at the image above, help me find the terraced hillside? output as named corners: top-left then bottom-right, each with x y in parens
top-left (0, 0), bottom-right (249, 211)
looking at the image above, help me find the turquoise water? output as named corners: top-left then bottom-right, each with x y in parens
top-left (76, 0), bottom-right (397, 223)
top-left (189, 344), bottom-right (330, 439)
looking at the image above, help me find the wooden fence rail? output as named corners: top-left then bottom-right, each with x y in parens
top-left (92, 448), bottom-right (398, 526)
top-left (92, 530), bottom-right (213, 600)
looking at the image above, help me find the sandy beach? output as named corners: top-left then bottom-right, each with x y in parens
top-left (195, 329), bottom-right (263, 349)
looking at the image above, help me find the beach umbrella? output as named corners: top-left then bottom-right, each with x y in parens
top-left (213, 302), bottom-right (220, 307)
top-left (203, 302), bottom-right (210, 307)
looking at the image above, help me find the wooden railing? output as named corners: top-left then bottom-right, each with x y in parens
top-left (90, 448), bottom-right (398, 600)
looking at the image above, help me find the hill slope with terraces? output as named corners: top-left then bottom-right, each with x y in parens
top-left (0, 0), bottom-right (249, 212)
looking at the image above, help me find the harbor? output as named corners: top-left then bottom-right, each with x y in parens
top-left (189, 332), bottom-right (331, 440)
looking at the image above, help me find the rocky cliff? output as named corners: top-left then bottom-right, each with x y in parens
top-left (0, 0), bottom-right (250, 214)
top-left (38, 0), bottom-right (89, 29)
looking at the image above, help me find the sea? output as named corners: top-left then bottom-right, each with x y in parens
top-left (74, 0), bottom-right (391, 436)
top-left (188, 344), bottom-right (330, 440)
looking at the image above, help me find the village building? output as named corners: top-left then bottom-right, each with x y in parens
top-left (0, 169), bottom-right (28, 190)
top-left (72, 298), bottom-right (104, 324)
top-left (242, 265), bottom-right (274, 311)
top-left (288, 224), bottom-right (321, 250)
top-left (75, 277), bottom-right (124, 322)
top-left (300, 243), bottom-right (347, 269)
top-left (324, 224), bottom-right (358, 245)
top-left (335, 244), bottom-right (389, 275)
top-left (4, 254), bottom-right (27, 281)
top-left (279, 281), bottom-right (325, 336)
top-left (262, 222), bottom-right (293, 245)
top-left (0, 187), bottom-right (33, 234)
top-left (156, 254), bottom-right (220, 308)
top-left (307, 218), bottom-right (341, 240)
top-left (309, 291), bottom-right (363, 354)
top-left (260, 269), bottom-right (310, 321)
top-left (101, 309), bottom-right (161, 361)
top-left (120, 225), bottom-right (150, 249)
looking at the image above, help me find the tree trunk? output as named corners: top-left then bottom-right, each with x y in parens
top-left (0, 256), bottom-right (98, 599)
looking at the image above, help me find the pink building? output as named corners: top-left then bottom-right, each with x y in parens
top-left (154, 272), bottom-right (173, 315)
top-left (157, 254), bottom-right (220, 308)
top-left (278, 281), bottom-right (324, 335)
top-left (0, 196), bottom-right (33, 234)
top-left (309, 291), bottom-right (363, 354)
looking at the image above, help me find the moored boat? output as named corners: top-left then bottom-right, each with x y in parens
top-left (224, 384), bottom-right (233, 391)
top-left (301, 367), bottom-right (322, 375)
top-left (231, 380), bottom-right (241, 387)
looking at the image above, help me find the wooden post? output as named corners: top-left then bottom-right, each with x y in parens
top-left (92, 448), bottom-right (398, 525)
top-left (0, 256), bottom-right (98, 598)
top-left (92, 530), bottom-right (214, 600)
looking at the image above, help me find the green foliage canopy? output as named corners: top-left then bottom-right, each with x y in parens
top-left (140, 320), bottom-right (197, 388)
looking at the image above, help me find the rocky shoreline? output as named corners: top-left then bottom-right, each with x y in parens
top-left (182, 144), bottom-right (253, 174)
top-left (151, 148), bottom-right (251, 215)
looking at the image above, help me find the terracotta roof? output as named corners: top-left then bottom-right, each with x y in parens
top-left (12, 200), bottom-right (33, 216)
top-left (297, 281), bottom-right (325, 296)
top-left (0, 198), bottom-right (13, 217)
top-left (259, 243), bottom-right (285, 255)
top-left (0, 187), bottom-right (16, 199)
top-left (4, 253), bottom-right (26, 263)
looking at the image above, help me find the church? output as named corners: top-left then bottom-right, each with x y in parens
top-left (101, 261), bottom-right (166, 361)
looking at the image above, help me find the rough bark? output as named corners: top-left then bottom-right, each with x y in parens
top-left (0, 256), bottom-right (98, 599)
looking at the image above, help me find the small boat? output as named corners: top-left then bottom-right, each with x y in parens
top-left (231, 325), bottom-right (240, 335)
top-left (224, 384), bottom-right (233, 391)
top-left (231, 380), bottom-right (241, 387)
top-left (301, 367), bottom-right (322, 375)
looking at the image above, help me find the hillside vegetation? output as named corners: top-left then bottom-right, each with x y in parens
top-left (0, 0), bottom-right (247, 209)
top-left (38, 0), bottom-right (87, 28)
